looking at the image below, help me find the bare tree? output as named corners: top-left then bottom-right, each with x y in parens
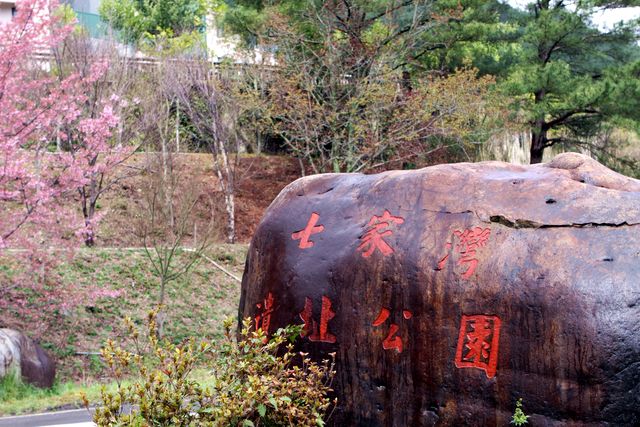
top-left (173, 59), bottom-right (241, 243)
top-left (138, 59), bottom-right (179, 229)
top-left (137, 148), bottom-right (214, 338)
top-left (124, 57), bottom-right (216, 336)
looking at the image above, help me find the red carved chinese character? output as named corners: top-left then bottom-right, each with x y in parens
top-left (299, 296), bottom-right (337, 343)
top-left (455, 314), bottom-right (501, 378)
top-left (292, 212), bottom-right (325, 249)
top-left (254, 292), bottom-right (275, 336)
top-left (437, 227), bottom-right (491, 279)
top-left (372, 307), bottom-right (413, 353)
top-left (357, 210), bottom-right (404, 258)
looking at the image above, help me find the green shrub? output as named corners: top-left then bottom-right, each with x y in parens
top-left (90, 311), bottom-right (336, 426)
top-left (511, 398), bottom-right (529, 426)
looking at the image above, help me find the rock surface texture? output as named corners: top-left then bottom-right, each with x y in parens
top-left (238, 153), bottom-right (640, 426)
top-left (0, 329), bottom-right (56, 388)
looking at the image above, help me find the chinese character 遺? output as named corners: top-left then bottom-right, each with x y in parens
top-left (357, 210), bottom-right (404, 258)
top-left (437, 227), bottom-right (491, 279)
top-left (254, 292), bottom-right (275, 335)
top-left (299, 296), bottom-right (337, 343)
top-left (372, 307), bottom-right (412, 353)
top-left (292, 212), bottom-right (325, 249)
top-left (454, 314), bottom-right (501, 378)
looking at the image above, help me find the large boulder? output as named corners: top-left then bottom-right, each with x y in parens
top-left (238, 153), bottom-right (640, 426)
top-left (0, 329), bottom-right (56, 388)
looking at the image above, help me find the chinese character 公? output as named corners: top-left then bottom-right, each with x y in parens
top-left (372, 307), bottom-right (413, 353)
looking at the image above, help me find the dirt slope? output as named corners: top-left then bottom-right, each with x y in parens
top-left (96, 153), bottom-right (300, 246)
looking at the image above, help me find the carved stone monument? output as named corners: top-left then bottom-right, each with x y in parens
top-left (238, 153), bottom-right (640, 426)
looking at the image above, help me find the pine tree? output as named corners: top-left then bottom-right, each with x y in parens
top-left (500, 1), bottom-right (640, 163)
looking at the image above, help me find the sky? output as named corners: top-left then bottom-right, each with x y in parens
top-left (505, 1), bottom-right (640, 30)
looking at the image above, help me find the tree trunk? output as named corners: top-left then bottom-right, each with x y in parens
top-left (84, 169), bottom-right (100, 247)
top-left (530, 124), bottom-right (547, 164)
top-left (225, 191), bottom-right (235, 244)
top-left (56, 123), bottom-right (61, 152)
top-left (212, 135), bottom-right (236, 244)
top-left (530, 89), bottom-right (547, 165)
top-left (175, 100), bottom-right (180, 153)
top-left (161, 135), bottom-right (175, 230)
top-left (157, 276), bottom-right (166, 338)
top-left (84, 218), bottom-right (95, 247)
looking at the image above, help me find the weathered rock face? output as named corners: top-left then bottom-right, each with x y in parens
top-left (0, 329), bottom-right (56, 388)
top-left (238, 153), bottom-right (640, 426)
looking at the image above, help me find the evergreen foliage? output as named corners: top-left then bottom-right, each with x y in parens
top-left (499, 1), bottom-right (640, 163)
top-left (99, 0), bottom-right (206, 46)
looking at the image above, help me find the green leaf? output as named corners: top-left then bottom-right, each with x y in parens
top-left (258, 404), bottom-right (266, 417)
top-left (280, 396), bottom-right (292, 403)
top-left (242, 420), bottom-right (255, 427)
top-left (269, 396), bottom-right (278, 410)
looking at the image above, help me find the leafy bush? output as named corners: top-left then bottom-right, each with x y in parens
top-left (511, 398), bottom-right (529, 426)
top-left (89, 311), bottom-right (335, 426)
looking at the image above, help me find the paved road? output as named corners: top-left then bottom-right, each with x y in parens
top-left (0, 409), bottom-right (94, 427)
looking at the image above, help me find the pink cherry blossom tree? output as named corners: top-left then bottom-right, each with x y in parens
top-left (51, 31), bottom-right (138, 247)
top-left (0, 0), bottom-right (130, 248)
top-left (0, 0), bottom-right (129, 332)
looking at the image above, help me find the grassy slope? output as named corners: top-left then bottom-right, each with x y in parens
top-left (0, 245), bottom-right (247, 415)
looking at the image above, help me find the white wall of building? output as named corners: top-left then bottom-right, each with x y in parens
top-left (0, 1), bottom-right (15, 25)
top-left (205, 14), bottom-right (242, 62)
top-left (205, 13), bottom-right (275, 65)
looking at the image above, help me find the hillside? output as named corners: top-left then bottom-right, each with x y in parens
top-left (95, 153), bottom-right (301, 246)
top-left (0, 154), bottom-right (302, 413)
